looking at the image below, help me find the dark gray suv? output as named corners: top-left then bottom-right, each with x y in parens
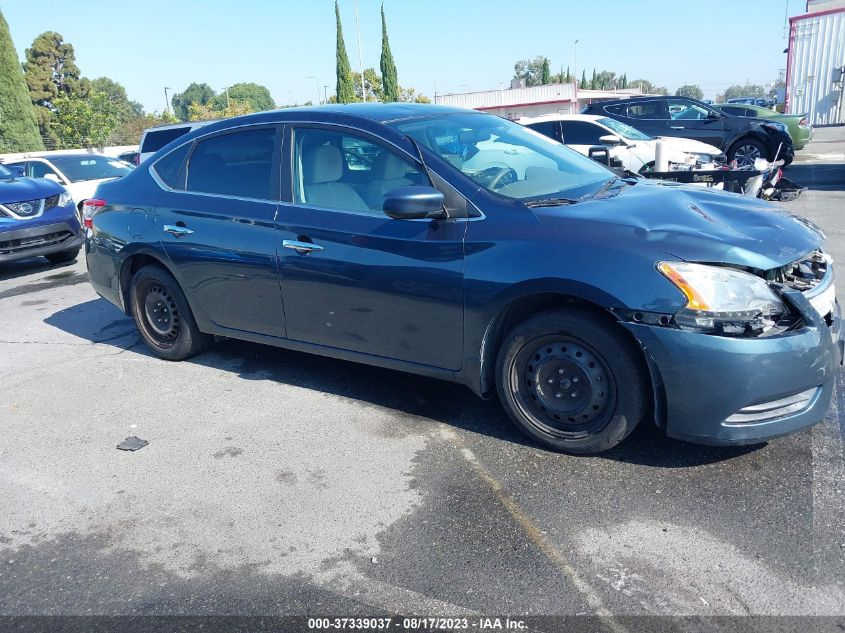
top-left (582, 96), bottom-right (794, 167)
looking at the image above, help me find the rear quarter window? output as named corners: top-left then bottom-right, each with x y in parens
top-left (141, 127), bottom-right (192, 153)
top-left (152, 143), bottom-right (191, 189)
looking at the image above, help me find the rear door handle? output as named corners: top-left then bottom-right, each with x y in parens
top-left (669, 126), bottom-right (685, 130)
top-left (163, 224), bottom-right (194, 238)
top-left (283, 239), bottom-right (323, 254)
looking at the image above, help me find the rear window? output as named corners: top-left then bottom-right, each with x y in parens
top-left (186, 128), bottom-right (275, 200)
top-left (141, 127), bottom-right (192, 153)
top-left (525, 121), bottom-right (559, 141)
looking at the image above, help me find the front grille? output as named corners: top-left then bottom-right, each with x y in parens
top-left (770, 249), bottom-right (836, 323)
top-left (0, 230), bottom-right (73, 255)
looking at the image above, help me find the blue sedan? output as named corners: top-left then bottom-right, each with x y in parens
top-left (0, 162), bottom-right (83, 265)
top-left (83, 104), bottom-right (843, 454)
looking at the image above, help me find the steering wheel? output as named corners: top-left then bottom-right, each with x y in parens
top-left (487, 167), bottom-right (518, 190)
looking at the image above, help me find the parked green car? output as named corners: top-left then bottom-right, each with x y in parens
top-left (714, 103), bottom-right (813, 151)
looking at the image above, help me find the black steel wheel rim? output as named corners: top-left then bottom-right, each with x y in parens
top-left (511, 335), bottom-right (616, 438)
top-left (139, 282), bottom-right (181, 347)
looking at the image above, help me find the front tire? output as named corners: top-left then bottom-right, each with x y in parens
top-left (45, 247), bottom-right (80, 264)
top-left (727, 138), bottom-right (767, 167)
top-left (496, 309), bottom-right (649, 454)
top-left (129, 265), bottom-right (211, 360)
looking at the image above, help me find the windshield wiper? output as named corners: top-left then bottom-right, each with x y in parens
top-left (524, 197), bottom-right (579, 208)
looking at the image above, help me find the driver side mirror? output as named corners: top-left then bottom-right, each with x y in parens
top-left (42, 173), bottom-right (64, 184)
top-left (706, 110), bottom-right (722, 120)
top-left (383, 185), bottom-right (445, 220)
top-left (598, 134), bottom-right (625, 146)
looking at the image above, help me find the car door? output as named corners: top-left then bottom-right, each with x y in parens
top-left (154, 124), bottom-right (287, 338)
top-left (606, 100), bottom-right (669, 137)
top-left (524, 120), bottom-right (562, 143)
top-left (276, 124), bottom-right (466, 370)
top-left (666, 98), bottom-right (726, 148)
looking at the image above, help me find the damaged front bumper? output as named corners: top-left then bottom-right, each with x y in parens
top-left (623, 288), bottom-right (843, 447)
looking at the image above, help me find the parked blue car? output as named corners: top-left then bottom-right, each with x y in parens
top-left (84, 104), bottom-right (843, 454)
top-left (0, 163), bottom-right (83, 265)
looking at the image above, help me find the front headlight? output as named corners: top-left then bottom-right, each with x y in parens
top-left (59, 191), bottom-right (73, 207)
top-left (658, 262), bottom-right (786, 335)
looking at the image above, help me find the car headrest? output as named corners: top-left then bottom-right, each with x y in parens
top-left (303, 145), bottom-right (342, 184)
top-left (372, 151), bottom-right (409, 179)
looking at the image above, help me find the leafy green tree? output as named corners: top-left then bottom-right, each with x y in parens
top-left (335, 1), bottom-right (355, 103)
top-left (541, 58), bottom-right (551, 85)
top-left (566, 66), bottom-right (572, 83)
top-left (0, 10), bottom-right (42, 151)
top-left (718, 84), bottom-right (765, 102)
top-left (580, 69), bottom-right (587, 88)
top-left (90, 77), bottom-right (143, 122)
top-left (589, 69), bottom-right (597, 90)
top-left (189, 99), bottom-right (252, 121)
top-left (51, 91), bottom-right (119, 149)
top-left (513, 56), bottom-right (549, 87)
top-left (380, 5), bottom-right (399, 102)
top-left (23, 31), bottom-right (88, 146)
top-left (595, 70), bottom-right (617, 90)
top-left (212, 82), bottom-right (274, 112)
top-left (675, 84), bottom-right (704, 100)
top-left (353, 68), bottom-right (383, 101)
top-left (171, 82), bottom-right (214, 121)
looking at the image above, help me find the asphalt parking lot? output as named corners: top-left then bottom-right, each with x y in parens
top-left (1, 129), bottom-right (844, 622)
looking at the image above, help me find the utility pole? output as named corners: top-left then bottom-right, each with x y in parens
top-left (355, 0), bottom-right (366, 101)
top-left (306, 76), bottom-right (321, 104)
top-left (164, 86), bottom-right (171, 115)
top-left (324, 85), bottom-right (330, 103)
top-left (573, 39), bottom-right (579, 89)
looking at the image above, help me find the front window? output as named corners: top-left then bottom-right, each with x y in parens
top-left (393, 113), bottom-right (610, 201)
top-left (0, 164), bottom-right (12, 179)
top-left (597, 117), bottom-right (652, 141)
top-left (668, 99), bottom-right (713, 121)
top-left (48, 155), bottom-right (133, 182)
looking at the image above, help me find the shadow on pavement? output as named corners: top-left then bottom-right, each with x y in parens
top-left (786, 162), bottom-right (845, 191)
top-left (45, 297), bottom-right (763, 468)
top-left (0, 256), bottom-right (78, 283)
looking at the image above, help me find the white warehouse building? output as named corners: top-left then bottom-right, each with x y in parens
top-left (786, 0), bottom-right (845, 125)
top-left (434, 83), bottom-right (648, 120)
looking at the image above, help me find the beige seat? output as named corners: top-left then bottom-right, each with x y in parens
top-left (365, 151), bottom-right (413, 209)
top-left (302, 145), bottom-right (370, 213)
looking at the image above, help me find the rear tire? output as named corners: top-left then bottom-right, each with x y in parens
top-left (129, 265), bottom-right (211, 360)
top-left (45, 247), bottom-right (80, 264)
top-left (496, 308), bottom-right (649, 454)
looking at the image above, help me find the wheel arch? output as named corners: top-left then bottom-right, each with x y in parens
top-left (118, 250), bottom-right (180, 316)
top-left (474, 289), bottom-right (661, 427)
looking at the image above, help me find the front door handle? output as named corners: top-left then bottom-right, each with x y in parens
top-left (283, 239), bottom-right (323, 254)
top-left (163, 224), bottom-right (194, 238)
top-left (669, 126), bottom-right (685, 130)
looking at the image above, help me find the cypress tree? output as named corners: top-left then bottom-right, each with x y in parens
top-left (580, 69), bottom-right (587, 89)
top-left (0, 11), bottom-right (43, 151)
top-left (541, 58), bottom-right (550, 85)
top-left (591, 68), bottom-right (597, 90)
top-left (335, 1), bottom-right (355, 104)
top-left (565, 66), bottom-right (571, 83)
top-left (380, 4), bottom-right (399, 102)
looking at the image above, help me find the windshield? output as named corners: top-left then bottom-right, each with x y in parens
top-left (393, 112), bottom-right (611, 201)
top-left (597, 117), bottom-right (652, 141)
top-left (48, 155), bottom-right (133, 182)
top-left (0, 164), bottom-right (12, 179)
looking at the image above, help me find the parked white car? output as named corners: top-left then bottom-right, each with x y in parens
top-left (4, 154), bottom-right (134, 209)
top-left (139, 120), bottom-right (214, 163)
top-left (518, 114), bottom-right (725, 174)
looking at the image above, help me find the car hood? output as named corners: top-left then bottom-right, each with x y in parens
top-left (535, 180), bottom-right (822, 271)
top-left (648, 136), bottom-right (723, 156)
top-left (0, 176), bottom-right (64, 203)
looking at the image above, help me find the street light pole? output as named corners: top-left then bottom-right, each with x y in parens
top-left (573, 39), bottom-right (579, 89)
top-left (354, 0), bottom-right (366, 102)
top-left (306, 76), bottom-right (321, 104)
top-left (324, 85), bottom-right (330, 103)
top-left (164, 86), bottom-right (171, 115)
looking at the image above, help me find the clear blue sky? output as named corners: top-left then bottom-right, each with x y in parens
top-left (2, 0), bottom-right (805, 112)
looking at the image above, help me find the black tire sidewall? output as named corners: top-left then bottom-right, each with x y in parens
top-left (496, 309), bottom-right (648, 454)
top-left (129, 265), bottom-right (209, 360)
